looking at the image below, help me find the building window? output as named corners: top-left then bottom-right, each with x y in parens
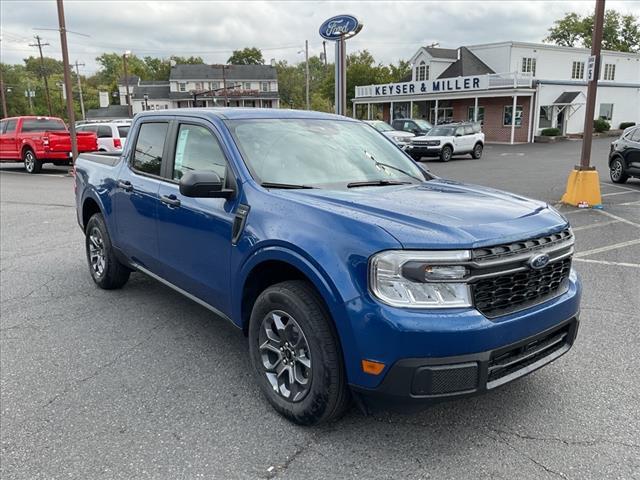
top-left (164, 105), bottom-right (169, 109)
top-left (261, 82), bottom-right (269, 92)
top-left (521, 57), bottom-right (536, 76)
top-left (503, 105), bottom-right (523, 127)
top-left (416, 61), bottom-right (429, 81)
top-left (599, 103), bottom-right (613, 120)
top-left (539, 106), bottom-right (553, 128)
top-left (571, 61), bottom-right (585, 80)
top-left (179, 83), bottom-right (186, 92)
top-left (195, 82), bottom-right (203, 91)
top-left (244, 82), bottom-right (251, 90)
top-left (603, 63), bottom-right (616, 81)
top-left (468, 106), bottom-right (485, 124)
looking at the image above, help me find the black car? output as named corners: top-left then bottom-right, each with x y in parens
top-left (609, 126), bottom-right (640, 183)
top-left (391, 118), bottom-right (433, 136)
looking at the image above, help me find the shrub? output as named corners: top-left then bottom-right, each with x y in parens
top-left (619, 122), bottom-right (636, 130)
top-left (594, 118), bottom-right (611, 133)
top-left (541, 127), bottom-right (561, 136)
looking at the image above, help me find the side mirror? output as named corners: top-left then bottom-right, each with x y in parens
top-left (412, 129), bottom-right (420, 135)
top-left (179, 170), bottom-right (234, 198)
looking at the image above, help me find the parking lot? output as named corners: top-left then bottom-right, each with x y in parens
top-left (1, 137), bottom-right (639, 479)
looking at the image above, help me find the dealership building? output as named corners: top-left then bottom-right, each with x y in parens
top-left (353, 41), bottom-right (640, 143)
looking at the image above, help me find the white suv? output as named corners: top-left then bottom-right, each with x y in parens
top-left (76, 122), bottom-right (129, 153)
top-left (406, 123), bottom-right (484, 162)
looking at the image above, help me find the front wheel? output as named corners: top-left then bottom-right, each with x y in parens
top-left (471, 143), bottom-right (483, 159)
top-left (248, 280), bottom-right (350, 425)
top-left (23, 150), bottom-right (42, 174)
top-left (85, 213), bottom-right (131, 289)
top-left (610, 158), bottom-right (628, 184)
top-left (440, 145), bottom-right (452, 162)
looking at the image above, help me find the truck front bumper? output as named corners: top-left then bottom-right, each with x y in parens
top-left (351, 316), bottom-right (579, 412)
top-left (404, 145), bottom-right (442, 158)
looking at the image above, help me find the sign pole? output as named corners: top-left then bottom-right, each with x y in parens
top-left (561, 0), bottom-right (605, 207)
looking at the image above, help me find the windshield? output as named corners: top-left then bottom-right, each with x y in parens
top-left (414, 119), bottom-right (433, 130)
top-left (428, 126), bottom-right (456, 136)
top-left (367, 121), bottom-right (394, 132)
top-left (227, 119), bottom-right (427, 188)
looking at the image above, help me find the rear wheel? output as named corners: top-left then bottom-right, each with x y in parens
top-left (471, 143), bottom-right (483, 159)
top-left (85, 213), bottom-right (131, 289)
top-left (610, 158), bottom-right (628, 184)
top-left (23, 149), bottom-right (42, 174)
top-left (440, 145), bottom-right (452, 162)
top-left (248, 280), bottom-right (350, 425)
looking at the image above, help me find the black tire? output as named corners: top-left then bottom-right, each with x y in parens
top-left (471, 142), bottom-right (483, 159)
top-left (85, 213), bottom-right (131, 289)
top-left (23, 149), bottom-right (42, 174)
top-left (609, 158), bottom-right (629, 184)
top-left (440, 145), bottom-right (453, 162)
top-left (248, 280), bottom-right (350, 425)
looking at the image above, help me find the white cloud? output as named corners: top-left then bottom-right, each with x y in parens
top-left (1, 0), bottom-right (638, 75)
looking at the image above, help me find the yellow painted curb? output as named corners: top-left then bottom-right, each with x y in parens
top-left (561, 169), bottom-right (602, 207)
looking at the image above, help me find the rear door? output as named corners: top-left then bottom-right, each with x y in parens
top-left (627, 128), bottom-right (640, 171)
top-left (155, 119), bottom-right (236, 314)
top-left (112, 120), bottom-right (170, 272)
top-left (96, 125), bottom-right (114, 151)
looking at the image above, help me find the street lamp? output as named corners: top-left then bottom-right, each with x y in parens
top-left (122, 50), bottom-right (132, 117)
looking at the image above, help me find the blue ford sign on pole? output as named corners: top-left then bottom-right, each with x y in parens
top-left (319, 15), bottom-right (362, 116)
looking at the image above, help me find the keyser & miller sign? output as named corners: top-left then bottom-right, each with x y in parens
top-left (360, 75), bottom-right (489, 98)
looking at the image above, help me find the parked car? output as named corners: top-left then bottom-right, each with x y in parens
top-left (391, 118), bottom-right (433, 136)
top-left (406, 122), bottom-right (485, 162)
top-left (75, 109), bottom-right (580, 425)
top-left (609, 125), bottom-right (640, 183)
top-left (0, 116), bottom-right (98, 173)
top-left (76, 122), bottom-right (129, 153)
top-left (364, 120), bottom-right (414, 147)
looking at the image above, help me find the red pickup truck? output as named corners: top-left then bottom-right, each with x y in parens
top-left (0, 116), bottom-right (98, 173)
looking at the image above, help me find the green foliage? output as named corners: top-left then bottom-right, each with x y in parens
top-left (544, 9), bottom-right (640, 52)
top-left (619, 122), bottom-right (636, 129)
top-left (593, 118), bottom-right (611, 132)
top-left (227, 47), bottom-right (264, 65)
top-left (541, 127), bottom-right (561, 136)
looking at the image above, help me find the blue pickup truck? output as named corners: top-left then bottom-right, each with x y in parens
top-left (75, 109), bottom-right (581, 425)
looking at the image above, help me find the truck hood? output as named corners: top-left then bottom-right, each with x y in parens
top-left (384, 130), bottom-right (415, 139)
top-left (413, 135), bottom-right (450, 142)
top-left (275, 179), bottom-right (568, 249)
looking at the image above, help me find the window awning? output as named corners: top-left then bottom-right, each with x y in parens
top-left (552, 91), bottom-right (583, 105)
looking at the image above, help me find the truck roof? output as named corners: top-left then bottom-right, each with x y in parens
top-left (135, 107), bottom-right (356, 122)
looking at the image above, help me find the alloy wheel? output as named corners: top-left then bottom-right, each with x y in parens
top-left (258, 310), bottom-right (312, 402)
top-left (611, 160), bottom-right (623, 181)
top-left (88, 227), bottom-right (106, 277)
top-left (24, 152), bottom-right (35, 172)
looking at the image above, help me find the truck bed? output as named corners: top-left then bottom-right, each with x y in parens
top-left (77, 152), bottom-right (122, 167)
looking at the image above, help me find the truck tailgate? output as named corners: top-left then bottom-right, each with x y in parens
top-left (48, 131), bottom-right (98, 153)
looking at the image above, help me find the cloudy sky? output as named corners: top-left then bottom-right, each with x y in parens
top-left (1, 0), bottom-right (639, 75)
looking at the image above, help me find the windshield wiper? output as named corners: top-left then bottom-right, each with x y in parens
top-left (260, 182), bottom-right (315, 189)
top-left (362, 150), bottom-right (424, 182)
top-left (347, 180), bottom-right (411, 188)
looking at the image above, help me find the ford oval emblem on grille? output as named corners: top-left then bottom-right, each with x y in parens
top-left (529, 253), bottom-right (550, 270)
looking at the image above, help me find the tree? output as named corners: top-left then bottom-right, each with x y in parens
top-left (227, 47), bottom-right (264, 65)
top-left (545, 10), bottom-right (640, 52)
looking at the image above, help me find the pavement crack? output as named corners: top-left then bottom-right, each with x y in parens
top-left (489, 427), bottom-right (640, 450)
top-left (264, 437), bottom-right (315, 479)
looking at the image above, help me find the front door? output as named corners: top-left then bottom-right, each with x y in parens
top-left (0, 119), bottom-right (19, 159)
top-left (156, 120), bottom-right (236, 315)
top-left (112, 121), bottom-right (170, 272)
top-left (556, 109), bottom-right (566, 135)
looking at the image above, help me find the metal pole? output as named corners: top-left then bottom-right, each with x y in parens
top-left (305, 40), bottom-right (310, 110)
top-left (74, 60), bottom-right (85, 120)
top-left (30, 35), bottom-right (53, 116)
top-left (27, 80), bottom-right (34, 114)
top-left (222, 65), bottom-right (229, 107)
top-left (0, 67), bottom-right (8, 118)
top-left (510, 94), bottom-right (517, 144)
top-left (122, 53), bottom-right (132, 118)
top-left (56, 0), bottom-right (78, 162)
top-left (578, 0), bottom-right (606, 170)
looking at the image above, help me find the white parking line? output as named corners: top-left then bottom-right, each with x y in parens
top-left (0, 171), bottom-right (66, 178)
top-left (575, 238), bottom-right (640, 258)
top-left (601, 183), bottom-right (640, 193)
top-left (574, 258), bottom-right (640, 268)
top-left (597, 210), bottom-right (640, 229)
top-left (571, 220), bottom-right (620, 232)
top-left (619, 200), bottom-right (640, 206)
top-left (601, 191), bottom-right (637, 197)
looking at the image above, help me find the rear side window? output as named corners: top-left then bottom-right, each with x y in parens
top-left (21, 118), bottom-right (67, 132)
top-left (630, 128), bottom-right (640, 142)
top-left (5, 119), bottom-right (18, 133)
top-left (96, 125), bottom-right (112, 138)
top-left (117, 126), bottom-right (130, 138)
top-left (464, 125), bottom-right (474, 135)
top-left (455, 127), bottom-right (465, 136)
top-left (132, 122), bottom-right (168, 176)
top-left (173, 124), bottom-right (227, 181)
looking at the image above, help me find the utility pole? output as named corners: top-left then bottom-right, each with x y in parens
top-left (222, 64), bottom-right (229, 107)
top-left (29, 35), bottom-right (53, 116)
top-left (122, 51), bottom-right (133, 117)
top-left (26, 80), bottom-right (34, 114)
top-left (0, 68), bottom-right (8, 118)
top-left (322, 41), bottom-right (328, 69)
top-left (74, 60), bottom-right (86, 120)
top-left (305, 40), bottom-right (310, 110)
top-left (56, 0), bottom-right (78, 162)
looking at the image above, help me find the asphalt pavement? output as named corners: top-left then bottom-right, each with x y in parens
top-left (1, 137), bottom-right (639, 479)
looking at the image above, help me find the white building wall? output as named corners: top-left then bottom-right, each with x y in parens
top-left (467, 43), bottom-right (512, 73)
top-left (412, 50), bottom-right (455, 80)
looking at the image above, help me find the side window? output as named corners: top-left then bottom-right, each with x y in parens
top-left (97, 125), bottom-right (112, 138)
top-left (404, 121), bottom-right (413, 131)
top-left (464, 125), bottom-right (474, 135)
top-left (132, 122), bottom-right (168, 176)
top-left (173, 124), bottom-right (227, 181)
top-left (5, 119), bottom-right (17, 133)
top-left (630, 128), bottom-right (640, 143)
top-left (0, 120), bottom-right (6, 134)
top-left (455, 127), bottom-right (465, 136)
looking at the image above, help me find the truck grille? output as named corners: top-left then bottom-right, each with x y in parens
top-left (473, 257), bottom-right (572, 318)
top-left (473, 228), bottom-right (572, 261)
top-left (412, 140), bottom-right (440, 146)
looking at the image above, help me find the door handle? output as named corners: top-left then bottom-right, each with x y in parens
top-left (117, 180), bottom-right (133, 192)
top-left (160, 194), bottom-right (181, 208)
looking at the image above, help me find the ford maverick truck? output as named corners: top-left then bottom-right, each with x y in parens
top-left (75, 109), bottom-right (581, 425)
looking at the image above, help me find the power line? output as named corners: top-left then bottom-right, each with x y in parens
top-left (28, 35), bottom-right (53, 116)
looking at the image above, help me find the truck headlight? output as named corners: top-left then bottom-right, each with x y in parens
top-left (369, 250), bottom-right (472, 308)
